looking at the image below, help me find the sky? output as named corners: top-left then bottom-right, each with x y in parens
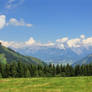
top-left (0, 0), bottom-right (92, 44)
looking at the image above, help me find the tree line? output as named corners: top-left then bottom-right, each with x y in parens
top-left (0, 61), bottom-right (92, 78)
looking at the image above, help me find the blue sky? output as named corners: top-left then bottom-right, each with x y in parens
top-left (0, 0), bottom-right (92, 43)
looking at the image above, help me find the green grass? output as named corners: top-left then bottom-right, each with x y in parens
top-left (0, 76), bottom-right (92, 92)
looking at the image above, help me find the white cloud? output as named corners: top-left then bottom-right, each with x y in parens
top-left (80, 34), bottom-right (85, 39)
top-left (40, 42), bottom-right (55, 47)
top-left (55, 35), bottom-right (92, 49)
top-left (67, 38), bottom-right (81, 48)
top-left (0, 40), bottom-right (21, 48)
top-left (56, 43), bottom-right (65, 49)
top-left (82, 37), bottom-right (92, 46)
top-left (7, 18), bottom-right (32, 27)
top-left (25, 38), bottom-right (54, 47)
top-left (26, 24), bottom-right (32, 27)
top-left (0, 14), bottom-right (32, 29)
top-left (25, 37), bottom-right (36, 45)
top-left (56, 37), bottom-right (68, 43)
top-left (0, 37), bottom-right (55, 49)
top-left (45, 42), bottom-right (54, 46)
top-left (0, 15), bottom-right (6, 29)
top-left (6, 0), bottom-right (24, 9)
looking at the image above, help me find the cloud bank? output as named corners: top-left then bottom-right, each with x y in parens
top-left (1, 35), bottom-right (92, 50)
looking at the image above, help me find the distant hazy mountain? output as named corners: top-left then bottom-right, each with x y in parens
top-left (73, 54), bottom-right (92, 65)
top-left (12, 45), bottom-right (92, 65)
top-left (16, 47), bottom-right (77, 64)
top-left (0, 44), bottom-right (45, 66)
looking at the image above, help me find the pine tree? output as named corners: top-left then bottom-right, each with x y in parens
top-left (23, 64), bottom-right (31, 77)
top-left (4, 64), bottom-right (11, 78)
top-left (74, 65), bottom-right (81, 76)
top-left (52, 64), bottom-right (56, 76)
top-left (56, 64), bottom-right (61, 76)
top-left (10, 62), bottom-right (17, 77)
top-left (17, 61), bottom-right (24, 77)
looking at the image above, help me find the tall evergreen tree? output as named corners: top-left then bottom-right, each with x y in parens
top-left (17, 61), bottom-right (24, 77)
top-left (10, 62), bottom-right (17, 77)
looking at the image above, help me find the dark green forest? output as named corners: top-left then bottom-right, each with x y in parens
top-left (0, 61), bottom-right (92, 78)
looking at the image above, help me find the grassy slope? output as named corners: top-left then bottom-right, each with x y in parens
top-left (0, 77), bottom-right (91, 92)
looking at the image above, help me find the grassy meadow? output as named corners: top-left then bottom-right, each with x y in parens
top-left (0, 77), bottom-right (91, 92)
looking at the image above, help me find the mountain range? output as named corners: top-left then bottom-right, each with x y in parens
top-left (11, 45), bottom-right (92, 65)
